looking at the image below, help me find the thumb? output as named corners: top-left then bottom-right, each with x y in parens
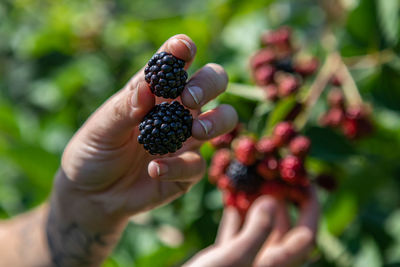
top-left (82, 80), bottom-right (155, 145)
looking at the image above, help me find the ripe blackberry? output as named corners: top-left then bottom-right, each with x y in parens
top-left (138, 101), bottom-right (192, 155)
top-left (144, 52), bottom-right (188, 99)
top-left (275, 57), bottom-right (294, 73)
top-left (226, 160), bottom-right (263, 193)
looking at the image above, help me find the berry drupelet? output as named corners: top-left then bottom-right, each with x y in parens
top-left (138, 101), bottom-right (192, 155)
top-left (144, 52), bottom-right (188, 99)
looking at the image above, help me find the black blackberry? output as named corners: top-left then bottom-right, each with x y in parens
top-left (226, 160), bottom-right (263, 193)
top-left (144, 52), bottom-right (188, 99)
top-left (138, 101), bottom-right (192, 155)
top-left (275, 57), bottom-right (294, 73)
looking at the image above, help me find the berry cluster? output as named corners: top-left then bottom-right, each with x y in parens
top-left (319, 80), bottom-right (373, 139)
top-left (250, 27), bottom-right (319, 101)
top-left (138, 52), bottom-right (193, 155)
top-left (209, 121), bottom-right (313, 215)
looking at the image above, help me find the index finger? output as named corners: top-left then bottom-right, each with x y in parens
top-left (157, 34), bottom-right (197, 69)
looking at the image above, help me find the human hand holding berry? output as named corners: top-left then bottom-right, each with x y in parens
top-left (47, 34), bottom-right (238, 266)
top-left (185, 188), bottom-right (319, 267)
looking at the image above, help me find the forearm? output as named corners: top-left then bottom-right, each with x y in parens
top-left (0, 169), bottom-right (129, 267)
top-left (0, 205), bottom-right (50, 266)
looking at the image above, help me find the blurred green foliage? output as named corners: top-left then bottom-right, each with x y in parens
top-left (1, 0), bottom-right (400, 266)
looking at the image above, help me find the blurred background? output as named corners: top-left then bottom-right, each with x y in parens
top-left (0, 0), bottom-right (400, 266)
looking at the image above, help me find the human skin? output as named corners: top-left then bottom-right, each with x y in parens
top-left (0, 34), bottom-right (238, 267)
top-left (185, 188), bottom-right (319, 267)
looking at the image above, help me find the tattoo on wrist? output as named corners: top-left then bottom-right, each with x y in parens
top-left (46, 207), bottom-right (108, 267)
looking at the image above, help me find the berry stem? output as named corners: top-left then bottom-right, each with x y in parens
top-left (294, 52), bottom-right (341, 129)
top-left (336, 58), bottom-right (363, 107)
top-left (342, 49), bottom-right (397, 69)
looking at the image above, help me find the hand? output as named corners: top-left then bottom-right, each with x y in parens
top-left (59, 34), bottom-right (237, 218)
top-left (185, 188), bottom-right (319, 267)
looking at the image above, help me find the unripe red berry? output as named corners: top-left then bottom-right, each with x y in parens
top-left (260, 181), bottom-right (287, 199)
top-left (235, 191), bottom-right (252, 212)
top-left (254, 65), bottom-right (276, 86)
top-left (262, 26), bottom-right (292, 46)
top-left (263, 84), bottom-right (279, 101)
top-left (327, 88), bottom-right (344, 107)
top-left (287, 186), bottom-right (309, 204)
top-left (250, 48), bottom-right (276, 70)
top-left (294, 57), bottom-right (319, 77)
top-left (319, 107), bottom-right (345, 127)
top-left (273, 121), bottom-right (297, 147)
top-left (223, 191), bottom-right (236, 206)
top-left (257, 137), bottom-right (276, 155)
top-left (289, 136), bottom-right (311, 157)
top-left (234, 137), bottom-right (258, 166)
top-left (278, 75), bottom-right (300, 97)
top-left (341, 117), bottom-right (358, 139)
top-left (209, 149), bottom-right (231, 183)
top-left (279, 155), bottom-right (306, 185)
top-left (257, 156), bottom-right (279, 180)
top-left (330, 74), bottom-right (342, 86)
top-left (217, 175), bottom-right (233, 191)
top-left (210, 124), bottom-right (241, 148)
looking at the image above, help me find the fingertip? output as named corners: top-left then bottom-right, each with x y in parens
top-left (166, 34), bottom-right (196, 63)
top-left (148, 161), bottom-right (169, 179)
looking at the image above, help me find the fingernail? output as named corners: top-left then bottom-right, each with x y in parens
top-left (150, 161), bottom-right (169, 177)
top-left (177, 38), bottom-right (194, 57)
top-left (198, 119), bottom-right (212, 135)
top-left (187, 86), bottom-right (203, 105)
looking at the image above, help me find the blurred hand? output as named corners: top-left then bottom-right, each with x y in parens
top-left (59, 34), bottom-right (238, 218)
top-left (185, 188), bottom-right (319, 267)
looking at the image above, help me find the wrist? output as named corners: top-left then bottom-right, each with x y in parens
top-left (53, 168), bottom-right (129, 227)
top-left (46, 169), bottom-right (129, 266)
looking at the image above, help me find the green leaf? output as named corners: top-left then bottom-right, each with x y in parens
top-left (305, 126), bottom-right (355, 162)
top-left (264, 96), bottom-right (297, 135)
top-left (376, 0), bottom-right (399, 46)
